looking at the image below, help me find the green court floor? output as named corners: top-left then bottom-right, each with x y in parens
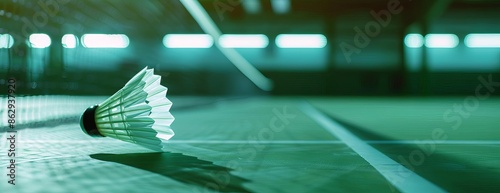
top-left (1, 96), bottom-right (499, 192)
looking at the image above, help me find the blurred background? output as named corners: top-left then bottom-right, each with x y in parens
top-left (0, 0), bottom-right (499, 96)
top-left (1, 1), bottom-right (500, 192)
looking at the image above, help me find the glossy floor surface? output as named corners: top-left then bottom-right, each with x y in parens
top-left (1, 96), bottom-right (499, 192)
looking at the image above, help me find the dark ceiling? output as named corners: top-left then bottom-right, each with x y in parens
top-left (1, 0), bottom-right (499, 38)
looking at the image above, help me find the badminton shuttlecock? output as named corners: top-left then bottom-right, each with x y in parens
top-left (80, 67), bottom-right (174, 151)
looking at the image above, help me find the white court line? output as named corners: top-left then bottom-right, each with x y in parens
top-left (300, 103), bottom-right (447, 193)
top-left (0, 155), bottom-right (79, 167)
top-left (167, 140), bottom-right (500, 145)
top-left (168, 140), bottom-right (500, 145)
top-left (368, 140), bottom-right (500, 145)
top-left (172, 140), bottom-right (337, 144)
top-left (18, 140), bottom-right (500, 145)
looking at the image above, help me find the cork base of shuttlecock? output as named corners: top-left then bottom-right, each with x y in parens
top-left (80, 105), bottom-right (104, 137)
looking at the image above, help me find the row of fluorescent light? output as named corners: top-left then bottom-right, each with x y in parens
top-left (0, 33), bottom-right (327, 49)
top-left (1, 33), bottom-right (499, 49)
top-left (163, 34), bottom-right (327, 48)
top-left (0, 34), bottom-right (130, 48)
top-left (405, 33), bottom-right (500, 48)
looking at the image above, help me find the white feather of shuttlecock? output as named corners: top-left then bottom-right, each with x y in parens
top-left (94, 67), bottom-right (174, 151)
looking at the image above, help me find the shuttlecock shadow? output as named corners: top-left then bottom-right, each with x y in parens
top-left (90, 152), bottom-right (252, 193)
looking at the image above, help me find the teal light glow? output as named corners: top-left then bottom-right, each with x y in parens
top-left (163, 34), bottom-right (213, 48)
top-left (62, 34), bottom-right (78, 48)
top-left (241, 0), bottom-right (261, 14)
top-left (29, 34), bottom-right (52, 48)
top-left (276, 34), bottom-right (327, 48)
top-left (271, 0), bottom-right (291, 14)
top-left (465, 34), bottom-right (500, 48)
top-left (404, 34), bottom-right (424, 48)
top-left (425, 34), bottom-right (459, 48)
top-left (0, 34), bottom-right (14, 48)
top-left (219, 34), bottom-right (269, 48)
top-left (82, 34), bottom-right (129, 48)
